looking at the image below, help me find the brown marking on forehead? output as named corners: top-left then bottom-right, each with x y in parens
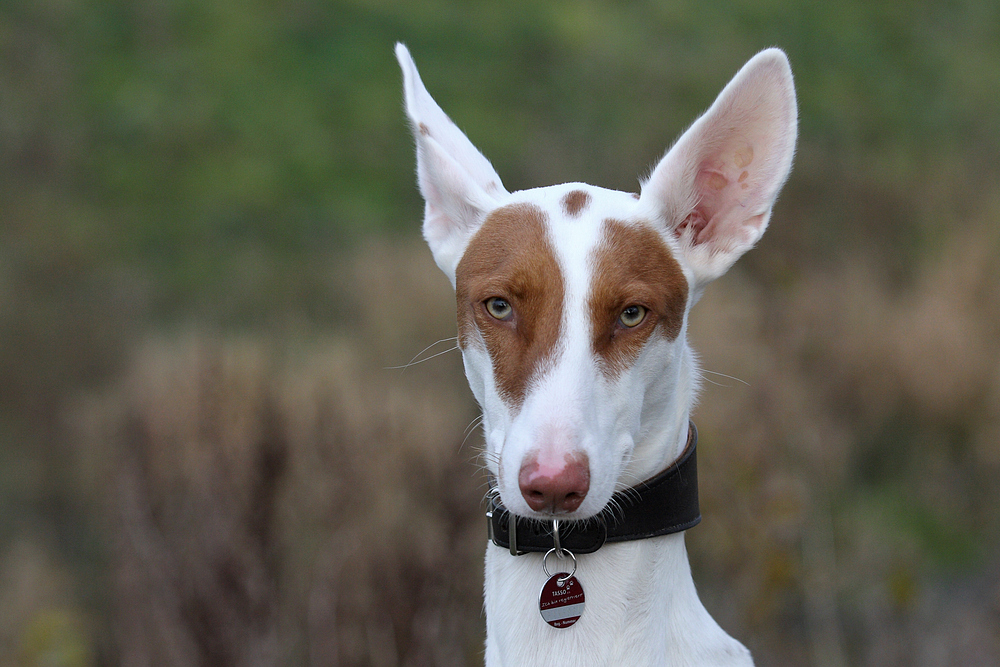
top-left (561, 189), bottom-right (592, 217)
top-left (455, 203), bottom-right (564, 409)
top-left (588, 219), bottom-right (688, 379)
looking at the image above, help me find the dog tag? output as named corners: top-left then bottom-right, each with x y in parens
top-left (538, 572), bottom-right (585, 628)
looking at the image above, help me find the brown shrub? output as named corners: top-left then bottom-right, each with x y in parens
top-left (63, 229), bottom-right (1000, 665)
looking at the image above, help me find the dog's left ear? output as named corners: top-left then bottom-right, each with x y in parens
top-left (639, 49), bottom-right (797, 290)
top-left (396, 43), bottom-right (508, 284)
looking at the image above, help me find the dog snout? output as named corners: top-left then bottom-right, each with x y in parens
top-left (518, 452), bottom-right (590, 514)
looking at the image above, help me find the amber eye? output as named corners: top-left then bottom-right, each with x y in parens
top-left (619, 305), bottom-right (647, 328)
top-left (485, 297), bottom-right (513, 321)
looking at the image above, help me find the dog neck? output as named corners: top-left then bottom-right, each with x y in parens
top-left (480, 414), bottom-right (752, 666)
top-left (484, 538), bottom-right (750, 666)
top-left (482, 427), bottom-right (751, 667)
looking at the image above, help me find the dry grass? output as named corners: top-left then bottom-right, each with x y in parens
top-left (45, 226), bottom-right (1000, 665)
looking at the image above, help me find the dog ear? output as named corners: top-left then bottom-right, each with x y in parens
top-left (396, 43), bottom-right (507, 284)
top-left (638, 49), bottom-right (797, 289)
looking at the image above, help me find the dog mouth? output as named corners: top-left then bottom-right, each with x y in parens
top-left (488, 486), bottom-right (613, 524)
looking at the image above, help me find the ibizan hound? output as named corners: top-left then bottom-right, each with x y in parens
top-left (396, 43), bottom-right (797, 666)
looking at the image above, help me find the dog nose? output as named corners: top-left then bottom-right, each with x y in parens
top-left (518, 452), bottom-right (590, 514)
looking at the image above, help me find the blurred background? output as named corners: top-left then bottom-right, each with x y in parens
top-left (2, 0), bottom-right (999, 665)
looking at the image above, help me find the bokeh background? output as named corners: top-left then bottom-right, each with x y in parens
top-left (2, 0), bottom-right (999, 665)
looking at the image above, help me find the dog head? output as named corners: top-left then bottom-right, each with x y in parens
top-left (396, 44), bottom-right (796, 521)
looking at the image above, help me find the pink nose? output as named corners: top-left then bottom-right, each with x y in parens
top-left (518, 452), bottom-right (590, 514)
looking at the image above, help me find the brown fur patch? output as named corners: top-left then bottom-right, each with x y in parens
top-left (561, 190), bottom-right (592, 217)
top-left (455, 204), bottom-right (564, 409)
top-left (588, 219), bottom-right (688, 378)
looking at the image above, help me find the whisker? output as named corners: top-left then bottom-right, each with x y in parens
top-left (600, 498), bottom-right (629, 528)
top-left (699, 368), bottom-right (750, 388)
top-left (459, 416), bottom-right (485, 453)
top-left (481, 485), bottom-right (501, 505)
top-left (463, 415), bottom-right (484, 437)
top-left (476, 450), bottom-right (501, 468)
top-left (466, 442), bottom-right (500, 474)
top-left (385, 337), bottom-right (459, 371)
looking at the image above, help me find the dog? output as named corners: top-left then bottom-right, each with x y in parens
top-left (396, 42), bottom-right (796, 666)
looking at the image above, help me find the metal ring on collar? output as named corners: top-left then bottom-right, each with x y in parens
top-left (542, 548), bottom-right (577, 586)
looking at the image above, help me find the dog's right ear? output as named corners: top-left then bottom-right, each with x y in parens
top-left (396, 44), bottom-right (507, 284)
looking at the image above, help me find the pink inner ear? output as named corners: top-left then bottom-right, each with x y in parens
top-left (675, 209), bottom-right (709, 244)
top-left (676, 147), bottom-right (765, 247)
top-left (675, 164), bottom-right (735, 245)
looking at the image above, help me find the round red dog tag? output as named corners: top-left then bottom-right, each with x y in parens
top-left (538, 573), bottom-right (586, 628)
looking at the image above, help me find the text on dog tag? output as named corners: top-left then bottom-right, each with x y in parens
top-left (538, 573), bottom-right (585, 628)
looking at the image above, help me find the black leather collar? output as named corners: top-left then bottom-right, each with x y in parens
top-left (487, 423), bottom-right (701, 555)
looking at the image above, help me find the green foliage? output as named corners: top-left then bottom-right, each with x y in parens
top-left (4, 0), bottom-right (999, 316)
top-left (1, 1), bottom-right (999, 664)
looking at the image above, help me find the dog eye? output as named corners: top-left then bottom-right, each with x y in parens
top-left (485, 297), bottom-right (513, 321)
top-left (619, 305), bottom-right (647, 328)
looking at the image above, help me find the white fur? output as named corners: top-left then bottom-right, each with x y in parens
top-left (396, 43), bottom-right (797, 666)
